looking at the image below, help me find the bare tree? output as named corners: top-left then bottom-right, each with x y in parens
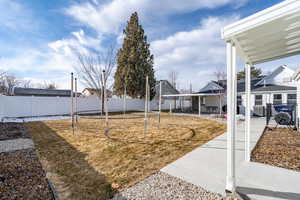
top-left (0, 73), bottom-right (21, 95)
top-left (213, 67), bottom-right (226, 116)
top-left (168, 70), bottom-right (179, 109)
top-left (43, 81), bottom-right (57, 90)
top-left (34, 81), bottom-right (58, 89)
top-left (5, 75), bottom-right (20, 88)
top-left (168, 71), bottom-right (178, 89)
top-left (75, 46), bottom-right (116, 114)
top-left (21, 80), bottom-right (33, 88)
top-left (0, 72), bottom-right (6, 94)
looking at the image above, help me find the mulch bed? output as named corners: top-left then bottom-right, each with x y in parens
top-left (0, 149), bottom-right (54, 200)
top-left (251, 127), bottom-right (300, 172)
top-left (0, 123), bottom-right (30, 141)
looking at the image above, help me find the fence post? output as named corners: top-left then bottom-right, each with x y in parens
top-left (31, 95), bottom-right (34, 117)
top-left (0, 95), bottom-right (4, 121)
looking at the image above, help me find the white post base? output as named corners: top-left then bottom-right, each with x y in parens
top-left (226, 176), bottom-right (236, 192)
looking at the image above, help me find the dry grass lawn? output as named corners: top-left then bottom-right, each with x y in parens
top-left (26, 113), bottom-right (226, 200)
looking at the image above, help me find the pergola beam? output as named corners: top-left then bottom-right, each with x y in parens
top-left (243, 37), bottom-right (300, 54)
top-left (250, 49), bottom-right (300, 64)
top-left (236, 15), bottom-right (300, 42)
top-left (222, 0), bottom-right (300, 40)
top-left (248, 44), bottom-right (300, 58)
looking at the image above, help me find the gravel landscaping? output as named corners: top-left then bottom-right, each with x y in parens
top-left (0, 122), bottom-right (55, 199)
top-left (0, 149), bottom-right (54, 200)
top-left (251, 127), bottom-right (300, 172)
top-left (112, 171), bottom-right (223, 200)
top-left (0, 123), bottom-right (30, 141)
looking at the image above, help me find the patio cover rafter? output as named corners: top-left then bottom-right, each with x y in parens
top-left (222, 0), bottom-right (300, 64)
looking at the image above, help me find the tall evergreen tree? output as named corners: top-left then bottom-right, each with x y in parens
top-left (114, 12), bottom-right (156, 99)
top-left (237, 66), bottom-right (262, 79)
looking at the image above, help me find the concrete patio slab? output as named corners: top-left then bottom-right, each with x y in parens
top-left (161, 117), bottom-right (300, 200)
top-left (0, 138), bottom-right (34, 153)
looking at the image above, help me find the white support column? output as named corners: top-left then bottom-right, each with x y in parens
top-left (198, 96), bottom-right (201, 116)
top-left (226, 41), bottom-right (236, 192)
top-left (245, 63), bottom-right (251, 162)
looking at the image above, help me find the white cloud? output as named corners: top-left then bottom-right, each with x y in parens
top-left (0, 30), bottom-right (102, 90)
top-left (65, 0), bottom-right (248, 34)
top-left (0, 0), bottom-right (38, 32)
top-left (151, 16), bottom-right (240, 91)
top-left (49, 29), bottom-right (102, 57)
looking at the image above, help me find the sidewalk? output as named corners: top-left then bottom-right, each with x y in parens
top-left (161, 117), bottom-right (300, 200)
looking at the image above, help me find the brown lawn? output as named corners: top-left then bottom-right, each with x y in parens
top-left (26, 113), bottom-right (226, 200)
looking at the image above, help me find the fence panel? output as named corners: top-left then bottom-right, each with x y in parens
top-left (0, 95), bottom-right (186, 119)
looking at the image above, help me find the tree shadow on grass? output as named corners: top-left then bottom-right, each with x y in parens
top-left (27, 121), bottom-right (115, 200)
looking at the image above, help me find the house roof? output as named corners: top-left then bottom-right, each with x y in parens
top-left (237, 78), bottom-right (263, 92)
top-left (252, 85), bottom-right (296, 92)
top-left (10, 87), bottom-right (73, 97)
top-left (255, 65), bottom-right (295, 86)
top-left (156, 80), bottom-right (180, 95)
top-left (198, 81), bottom-right (224, 93)
top-left (197, 77), bottom-right (263, 94)
top-left (83, 88), bottom-right (112, 93)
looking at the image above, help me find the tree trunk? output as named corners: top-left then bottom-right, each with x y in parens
top-left (101, 86), bottom-right (105, 115)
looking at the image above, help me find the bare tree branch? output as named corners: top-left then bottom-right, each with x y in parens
top-left (75, 45), bottom-right (116, 113)
top-left (213, 67), bottom-right (226, 116)
top-left (168, 71), bottom-right (178, 89)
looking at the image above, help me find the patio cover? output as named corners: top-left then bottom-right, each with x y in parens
top-left (221, 0), bottom-right (300, 193)
top-left (222, 0), bottom-right (300, 65)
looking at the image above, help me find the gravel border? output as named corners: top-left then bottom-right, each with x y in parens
top-left (111, 171), bottom-right (223, 200)
top-left (0, 149), bottom-right (54, 200)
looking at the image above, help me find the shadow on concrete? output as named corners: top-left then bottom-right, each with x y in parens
top-left (201, 146), bottom-right (245, 151)
top-left (28, 121), bottom-right (115, 200)
top-left (237, 186), bottom-right (300, 200)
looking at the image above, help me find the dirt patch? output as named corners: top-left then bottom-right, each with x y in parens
top-left (0, 149), bottom-right (54, 200)
top-left (0, 123), bottom-right (30, 141)
top-left (27, 113), bottom-right (226, 200)
top-left (251, 127), bottom-right (300, 172)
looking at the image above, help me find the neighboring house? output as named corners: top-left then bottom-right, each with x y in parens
top-left (239, 65), bottom-right (297, 116)
top-left (192, 80), bottom-right (227, 114)
top-left (7, 87), bottom-right (80, 97)
top-left (292, 67), bottom-right (300, 130)
top-left (155, 80), bottom-right (180, 99)
top-left (193, 65), bottom-right (297, 115)
top-left (82, 88), bottom-right (113, 98)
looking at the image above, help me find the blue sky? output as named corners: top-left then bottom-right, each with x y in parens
top-left (1, 0), bottom-right (295, 91)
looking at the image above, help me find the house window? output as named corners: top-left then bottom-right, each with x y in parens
top-left (255, 95), bottom-right (263, 106)
top-left (201, 97), bottom-right (205, 105)
top-left (273, 94), bottom-right (282, 105)
top-left (237, 96), bottom-right (242, 106)
top-left (287, 94), bottom-right (296, 105)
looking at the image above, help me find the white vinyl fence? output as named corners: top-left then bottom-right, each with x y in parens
top-left (0, 95), bottom-right (190, 119)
